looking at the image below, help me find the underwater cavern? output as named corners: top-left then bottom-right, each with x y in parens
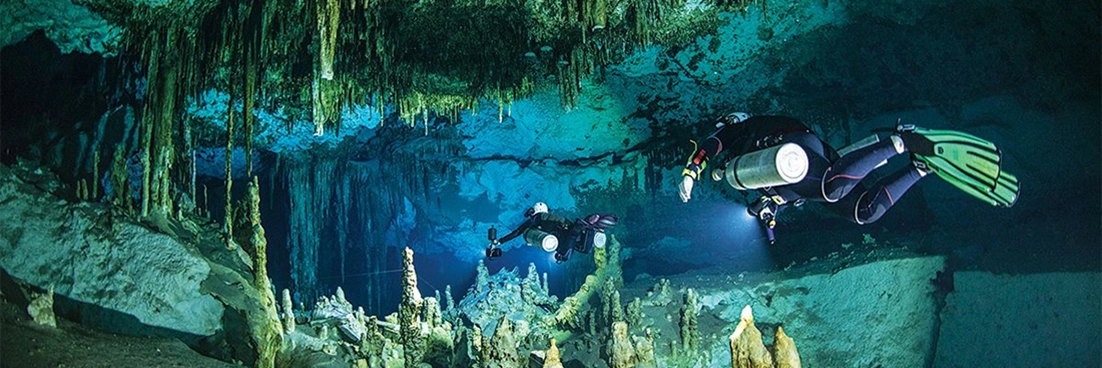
top-left (0, 0), bottom-right (1099, 366)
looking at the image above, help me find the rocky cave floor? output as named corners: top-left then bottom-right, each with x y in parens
top-left (0, 297), bottom-right (235, 368)
top-left (0, 158), bottom-right (1097, 367)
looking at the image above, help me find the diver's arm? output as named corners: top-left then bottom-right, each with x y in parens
top-left (496, 218), bottom-right (534, 244)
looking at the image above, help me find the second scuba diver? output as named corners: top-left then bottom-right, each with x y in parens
top-left (486, 202), bottom-right (618, 263)
top-left (678, 113), bottom-right (1020, 243)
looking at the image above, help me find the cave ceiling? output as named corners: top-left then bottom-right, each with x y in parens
top-left (76, 0), bottom-right (751, 135)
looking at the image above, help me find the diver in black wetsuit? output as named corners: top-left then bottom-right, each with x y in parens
top-left (677, 113), bottom-right (931, 243)
top-left (486, 202), bottom-right (617, 263)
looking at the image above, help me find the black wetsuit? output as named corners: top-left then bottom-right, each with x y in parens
top-left (497, 212), bottom-right (583, 260)
top-left (692, 115), bottom-right (925, 224)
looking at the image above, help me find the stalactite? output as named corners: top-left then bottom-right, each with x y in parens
top-left (338, 172), bottom-right (351, 285)
top-left (312, 78), bottom-right (324, 136)
top-left (225, 89), bottom-right (235, 250)
top-left (185, 122), bottom-right (197, 215)
top-left (317, 0), bottom-right (341, 80)
top-left (153, 27), bottom-right (180, 217)
top-left (92, 149), bottom-right (100, 201)
top-left (244, 32), bottom-right (257, 178)
top-left (77, 180), bottom-right (88, 200)
top-left (138, 30), bottom-right (160, 218)
top-left (111, 145), bottom-right (129, 210)
top-left (287, 159), bottom-right (331, 303)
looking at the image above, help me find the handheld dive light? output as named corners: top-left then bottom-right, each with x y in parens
top-left (485, 226), bottom-right (502, 259)
top-left (761, 213), bottom-right (777, 245)
top-left (748, 197), bottom-right (778, 245)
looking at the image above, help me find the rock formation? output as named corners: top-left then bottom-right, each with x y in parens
top-left (282, 289), bottom-right (296, 333)
top-left (680, 288), bottom-right (700, 353)
top-left (26, 285), bottom-right (57, 328)
top-left (543, 338), bottom-right (564, 368)
top-left (398, 247), bottom-right (424, 366)
top-left (773, 326), bottom-right (801, 368)
top-left (728, 305), bottom-right (776, 368)
top-left (482, 317), bottom-right (523, 368)
top-left (607, 321), bottom-right (637, 368)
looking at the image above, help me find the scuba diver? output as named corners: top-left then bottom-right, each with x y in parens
top-left (485, 202), bottom-right (618, 263)
top-left (678, 113), bottom-right (1020, 243)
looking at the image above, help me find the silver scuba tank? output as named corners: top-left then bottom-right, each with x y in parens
top-left (724, 143), bottom-right (809, 190)
top-left (524, 229), bottom-right (559, 253)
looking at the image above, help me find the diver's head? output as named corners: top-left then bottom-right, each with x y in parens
top-left (715, 112), bottom-right (751, 129)
top-left (525, 202), bottom-right (549, 218)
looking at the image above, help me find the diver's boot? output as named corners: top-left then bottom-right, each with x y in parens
top-left (894, 124), bottom-right (934, 177)
top-left (894, 124), bottom-right (934, 156)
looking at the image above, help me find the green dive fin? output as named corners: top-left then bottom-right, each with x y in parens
top-left (910, 127), bottom-right (1020, 207)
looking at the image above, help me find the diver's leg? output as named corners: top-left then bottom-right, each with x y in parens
top-left (850, 165), bottom-right (926, 224)
top-left (822, 136), bottom-right (904, 202)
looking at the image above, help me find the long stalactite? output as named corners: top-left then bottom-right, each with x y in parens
top-left (89, 0), bottom-right (746, 137)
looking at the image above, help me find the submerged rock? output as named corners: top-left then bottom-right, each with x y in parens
top-left (0, 164), bottom-right (223, 337)
top-left (454, 262), bottom-right (557, 337)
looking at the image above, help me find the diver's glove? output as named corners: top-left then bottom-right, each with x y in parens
top-left (679, 162), bottom-right (704, 202)
top-left (678, 175), bottom-right (694, 202)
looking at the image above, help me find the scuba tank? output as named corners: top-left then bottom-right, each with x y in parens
top-left (724, 143), bottom-right (809, 190)
top-left (524, 229), bottom-right (559, 253)
top-left (574, 214), bottom-right (616, 254)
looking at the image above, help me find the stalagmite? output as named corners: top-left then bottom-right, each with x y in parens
top-left (633, 328), bottom-right (658, 367)
top-left (626, 297), bottom-right (643, 327)
top-left (246, 177), bottom-right (283, 368)
top-left (444, 285), bottom-right (455, 311)
top-left (336, 286), bottom-right (348, 305)
top-left (729, 305), bottom-right (773, 368)
top-left (398, 247), bottom-right (424, 366)
top-left (485, 317), bottom-right (522, 367)
top-left (774, 326), bottom-right (801, 368)
top-left (680, 288), bottom-right (699, 353)
top-left (423, 297), bottom-right (443, 329)
top-left (601, 281), bottom-right (624, 325)
top-left (472, 324), bottom-right (484, 357)
top-left (523, 263), bottom-right (541, 299)
top-left (361, 315), bottom-right (386, 365)
top-left (607, 321), bottom-right (635, 368)
top-left (475, 259), bottom-right (489, 293)
top-left (282, 288), bottom-right (295, 333)
top-left (550, 237), bottom-right (624, 330)
top-left (543, 338), bottom-right (564, 368)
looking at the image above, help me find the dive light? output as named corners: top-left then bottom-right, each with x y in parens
top-left (485, 226), bottom-right (502, 259)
